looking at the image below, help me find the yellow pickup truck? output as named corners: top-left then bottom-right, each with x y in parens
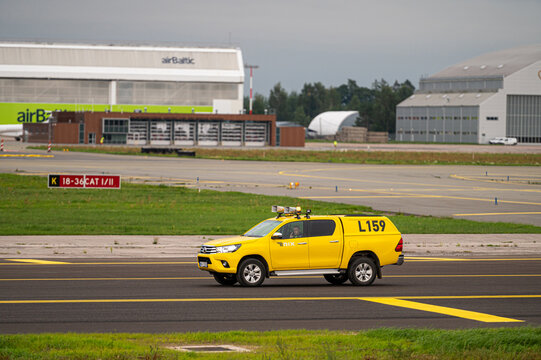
top-left (198, 206), bottom-right (404, 287)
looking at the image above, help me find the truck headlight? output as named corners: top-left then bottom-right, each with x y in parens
top-left (216, 244), bottom-right (241, 253)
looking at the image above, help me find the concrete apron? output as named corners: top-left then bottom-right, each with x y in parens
top-left (1, 234), bottom-right (540, 258)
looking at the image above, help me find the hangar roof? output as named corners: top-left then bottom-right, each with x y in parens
top-left (308, 111), bottom-right (359, 136)
top-left (0, 42), bottom-right (244, 83)
top-left (398, 92), bottom-right (496, 107)
top-left (428, 44), bottom-right (541, 79)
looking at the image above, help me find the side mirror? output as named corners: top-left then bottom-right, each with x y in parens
top-left (271, 232), bottom-right (283, 240)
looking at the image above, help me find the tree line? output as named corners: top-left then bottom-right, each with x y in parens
top-left (244, 79), bottom-right (415, 134)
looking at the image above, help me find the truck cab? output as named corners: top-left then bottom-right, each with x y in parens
top-left (198, 206), bottom-right (404, 286)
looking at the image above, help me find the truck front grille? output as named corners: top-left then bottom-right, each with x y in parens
top-left (200, 245), bottom-right (217, 254)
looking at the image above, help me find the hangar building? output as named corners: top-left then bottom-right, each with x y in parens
top-left (0, 42), bottom-right (245, 126)
top-left (396, 44), bottom-right (541, 144)
top-left (25, 111), bottom-right (278, 146)
top-left (308, 111), bottom-right (359, 136)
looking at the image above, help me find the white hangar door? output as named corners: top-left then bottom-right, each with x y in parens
top-left (244, 122), bottom-right (267, 146)
top-left (150, 121), bottom-right (171, 145)
top-left (198, 122), bottom-right (219, 146)
top-left (173, 121), bottom-right (195, 146)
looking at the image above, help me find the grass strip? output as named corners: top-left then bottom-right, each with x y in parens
top-left (29, 145), bottom-right (541, 166)
top-left (1, 173), bottom-right (539, 235)
top-left (0, 328), bottom-right (540, 359)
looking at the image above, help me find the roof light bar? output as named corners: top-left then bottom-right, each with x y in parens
top-left (271, 206), bottom-right (301, 214)
top-left (272, 205), bottom-right (285, 213)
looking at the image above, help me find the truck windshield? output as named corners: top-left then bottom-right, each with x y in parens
top-left (243, 220), bottom-right (281, 237)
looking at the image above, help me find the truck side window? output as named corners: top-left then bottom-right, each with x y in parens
top-left (308, 220), bottom-right (336, 237)
top-left (279, 221), bottom-right (304, 239)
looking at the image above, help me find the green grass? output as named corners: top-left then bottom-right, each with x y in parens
top-left (1, 328), bottom-right (540, 359)
top-left (29, 145), bottom-right (541, 166)
top-left (1, 173), bottom-right (540, 235)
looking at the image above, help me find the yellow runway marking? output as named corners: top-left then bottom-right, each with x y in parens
top-left (279, 171), bottom-right (472, 189)
top-left (0, 260), bottom-right (194, 265)
top-left (2, 294), bottom-right (538, 304)
top-left (302, 193), bottom-right (541, 206)
top-left (406, 257), bottom-right (541, 262)
top-left (300, 195), bottom-right (422, 199)
top-left (0, 277), bottom-right (211, 281)
top-left (399, 295), bottom-right (541, 300)
top-left (279, 169), bottom-right (541, 205)
top-left (359, 297), bottom-right (522, 323)
top-left (4, 259), bottom-right (69, 265)
top-left (2, 257), bottom-right (540, 265)
top-left (0, 154), bottom-right (54, 158)
top-left (451, 174), bottom-right (541, 186)
top-left (281, 170), bottom-right (541, 194)
top-left (454, 211), bottom-right (541, 217)
top-left (0, 297), bottom-right (356, 304)
top-left (65, 261), bottom-right (195, 265)
top-left (1, 274), bottom-right (539, 282)
top-left (0, 295), bottom-right (534, 323)
top-left (387, 274), bottom-right (541, 278)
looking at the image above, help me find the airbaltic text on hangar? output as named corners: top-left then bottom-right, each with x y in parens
top-left (17, 109), bottom-right (50, 123)
top-left (162, 56), bottom-right (195, 65)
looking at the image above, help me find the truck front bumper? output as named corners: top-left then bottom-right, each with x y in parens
top-left (197, 254), bottom-right (238, 274)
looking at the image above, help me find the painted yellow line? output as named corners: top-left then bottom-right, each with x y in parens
top-left (300, 195), bottom-right (422, 199)
top-left (359, 297), bottom-right (522, 323)
top-left (0, 297), bottom-right (358, 304)
top-left (454, 211), bottom-right (541, 216)
top-left (302, 193), bottom-right (541, 206)
top-left (387, 274), bottom-right (541, 278)
top-left (0, 294), bottom-right (537, 324)
top-left (4, 259), bottom-right (69, 265)
top-left (0, 277), bottom-right (212, 281)
top-left (454, 173), bottom-right (541, 178)
top-left (0, 154), bottom-right (54, 158)
top-left (0, 260), bottom-right (195, 266)
top-left (1, 294), bottom-right (539, 305)
top-left (399, 295), bottom-right (541, 300)
top-left (278, 171), bottom-right (472, 189)
top-left (67, 261), bottom-right (195, 265)
top-left (280, 170), bottom-right (541, 194)
top-left (1, 274), bottom-right (540, 282)
top-left (406, 257), bottom-right (470, 261)
top-left (451, 174), bottom-right (541, 186)
top-left (2, 257), bottom-right (540, 266)
top-left (406, 258), bottom-right (541, 262)
top-left (404, 194), bottom-right (541, 206)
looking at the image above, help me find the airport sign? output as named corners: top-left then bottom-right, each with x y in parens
top-left (48, 174), bottom-right (121, 189)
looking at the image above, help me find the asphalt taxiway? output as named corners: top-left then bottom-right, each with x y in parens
top-left (0, 257), bottom-right (540, 333)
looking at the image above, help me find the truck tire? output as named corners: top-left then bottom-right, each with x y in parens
top-left (213, 273), bottom-right (238, 286)
top-left (237, 258), bottom-right (266, 287)
top-left (348, 257), bottom-right (377, 286)
top-left (323, 274), bottom-right (348, 285)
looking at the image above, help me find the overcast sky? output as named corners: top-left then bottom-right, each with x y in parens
top-left (1, 0), bottom-right (540, 96)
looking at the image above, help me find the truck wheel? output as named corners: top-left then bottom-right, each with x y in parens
top-left (323, 274), bottom-right (348, 285)
top-left (348, 257), bottom-right (377, 286)
top-left (213, 273), bottom-right (238, 286)
top-left (237, 258), bottom-right (266, 287)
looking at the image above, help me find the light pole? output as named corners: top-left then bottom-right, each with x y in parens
top-left (244, 64), bottom-right (259, 114)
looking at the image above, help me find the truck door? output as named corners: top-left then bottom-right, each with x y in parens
top-left (308, 219), bottom-right (343, 268)
top-left (269, 220), bottom-right (309, 270)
